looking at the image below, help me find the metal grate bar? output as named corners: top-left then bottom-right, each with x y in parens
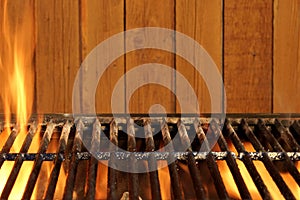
top-left (127, 119), bottom-right (139, 200)
top-left (273, 119), bottom-right (300, 151)
top-left (44, 121), bottom-right (72, 199)
top-left (22, 122), bottom-right (56, 200)
top-left (108, 119), bottom-right (118, 200)
top-left (210, 120), bottom-right (252, 199)
top-left (144, 119), bottom-right (162, 200)
top-left (290, 120), bottom-right (300, 144)
top-left (85, 119), bottom-right (101, 199)
top-left (224, 119), bottom-right (271, 199)
top-left (1, 123), bottom-right (37, 199)
top-left (193, 119), bottom-right (229, 199)
top-left (256, 119), bottom-right (300, 185)
top-left (177, 120), bottom-right (206, 199)
top-left (0, 127), bottom-right (19, 168)
top-left (160, 120), bottom-right (183, 199)
top-left (62, 120), bottom-right (83, 200)
top-left (206, 153), bottom-right (229, 199)
top-left (1, 151), bottom-right (299, 161)
top-left (239, 119), bottom-right (296, 200)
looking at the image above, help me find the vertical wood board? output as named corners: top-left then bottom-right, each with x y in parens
top-left (274, 0), bottom-right (300, 113)
top-left (224, 0), bottom-right (273, 113)
top-left (80, 0), bottom-right (124, 114)
top-left (176, 0), bottom-right (222, 114)
top-left (35, 0), bottom-right (80, 113)
top-left (125, 0), bottom-right (175, 114)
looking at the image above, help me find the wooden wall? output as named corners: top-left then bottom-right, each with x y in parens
top-left (0, 0), bottom-right (299, 114)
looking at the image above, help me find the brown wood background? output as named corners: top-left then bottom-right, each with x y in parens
top-left (0, 0), bottom-right (299, 114)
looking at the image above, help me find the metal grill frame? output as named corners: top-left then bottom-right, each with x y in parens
top-left (0, 114), bottom-right (299, 199)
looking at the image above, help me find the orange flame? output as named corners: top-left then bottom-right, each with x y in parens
top-left (9, 124), bottom-right (41, 200)
top-left (0, 0), bottom-right (36, 199)
top-left (157, 161), bottom-right (171, 200)
top-left (95, 161), bottom-right (108, 199)
top-left (0, 0), bottom-right (35, 127)
top-left (219, 141), bottom-right (300, 199)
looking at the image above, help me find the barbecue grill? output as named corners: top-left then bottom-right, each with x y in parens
top-left (0, 114), bottom-right (299, 199)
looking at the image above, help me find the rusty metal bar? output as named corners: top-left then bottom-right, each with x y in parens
top-left (86, 119), bottom-right (101, 199)
top-left (177, 119), bottom-right (206, 199)
top-left (193, 119), bottom-right (229, 199)
top-left (1, 123), bottom-right (37, 199)
top-left (127, 119), bottom-right (139, 200)
top-left (160, 120), bottom-right (183, 200)
top-left (44, 121), bottom-right (72, 199)
top-left (239, 119), bottom-right (296, 200)
top-left (108, 119), bottom-right (118, 200)
top-left (193, 119), bottom-right (210, 151)
top-left (224, 119), bottom-right (271, 200)
top-left (0, 127), bottom-right (19, 168)
top-left (144, 119), bottom-right (161, 200)
top-left (22, 122), bottom-right (56, 200)
top-left (273, 119), bottom-right (300, 151)
top-left (256, 119), bottom-right (300, 185)
top-left (63, 120), bottom-right (84, 200)
top-left (290, 120), bottom-right (300, 144)
top-left (1, 151), bottom-right (298, 161)
top-left (210, 120), bottom-right (252, 200)
top-left (206, 153), bottom-right (229, 199)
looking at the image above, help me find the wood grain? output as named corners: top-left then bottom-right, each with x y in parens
top-left (2, 1), bottom-right (299, 115)
top-left (35, 0), bottom-right (80, 113)
top-left (125, 0), bottom-right (175, 114)
top-left (224, 0), bottom-right (273, 113)
top-left (176, 0), bottom-right (222, 113)
top-left (80, 0), bottom-right (124, 113)
top-left (274, 0), bottom-right (300, 113)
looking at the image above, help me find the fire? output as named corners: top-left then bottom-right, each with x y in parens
top-left (0, 122), bottom-right (42, 199)
top-left (0, 0), bottom-right (36, 199)
top-left (218, 141), bottom-right (260, 199)
top-left (95, 161), bottom-right (108, 199)
top-left (228, 141), bottom-right (260, 199)
top-left (217, 160), bottom-right (240, 199)
top-left (32, 129), bottom-right (68, 199)
top-left (157, 161), bottom-right (171, 200)
top-left (244, 141), bottom-right (300, 199)
top-left (222, 141), bottom-right (300, 199)
top-left (0, 0), bottom-right (35, 127)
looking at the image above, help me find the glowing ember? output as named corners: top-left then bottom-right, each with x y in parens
top-left (0, 161), bottom-right (13, 198)
top-left (217, 160), bottom-right (240, 199)
top-left (226, 141), bottom-right (260, 199)
top-left (253, 161), bottom-right (283, 199)
top-left (96, 162), bottom-right (108, 199)
top-left (157, 161), bottom-right (171, 200)
top-left (236, 160), bottom-right (261, 199)
top-left (279, 162), bottom-right (300, 199)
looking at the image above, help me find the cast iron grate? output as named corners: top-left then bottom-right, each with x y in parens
top-left (0, 114), bottom-right (299, 199)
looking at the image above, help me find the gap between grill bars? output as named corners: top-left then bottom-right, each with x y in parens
top-left (0, 114), bottom-right (299, 199)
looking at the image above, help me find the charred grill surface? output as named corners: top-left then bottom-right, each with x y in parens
top-left (0, 115), bottom-right (299, 199)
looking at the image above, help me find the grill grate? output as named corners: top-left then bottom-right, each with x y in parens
top-left (0, 114), bottom-right (299, 199)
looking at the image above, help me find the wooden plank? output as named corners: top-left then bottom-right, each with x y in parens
top-left (224, 0), bottom-right (273, 113)
top-left (80, 0), bottom-right (124, 114)
top-left (176, 0), bottom-right (222, 114)
top-left (35, 0), bottom-right (80, 113)
top-left (125, 0), bottom-right (175, 114)
top-left (274, 0), bottom-right (300, 113)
